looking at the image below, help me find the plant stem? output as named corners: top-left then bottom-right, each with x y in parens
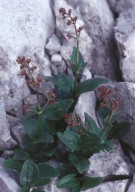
top-left (101, 110), bottom-right (113, 139)
top-left (36, 85), bottom-right (40, 107)
top-left (104, 110), bottom-right (113, 133)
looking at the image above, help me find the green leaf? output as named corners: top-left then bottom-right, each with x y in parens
top-left (100, 140), bottom-right (114, 152)
top-left (21, 117), bottom-right (41, 139)
top-left (4, 158), bottom-right (21, 172)
top-left (110, 111), bottom-right (123, 124)
top-left (21, 186), bottom-right (30, 192)
top-left (97, 107), bottom-right (110, 127)
top-left (68, 46), bottom-right (86, 73)
top-left (94, 140), bottom-right (114, 153)
top-left (57, 174), bottom-right (79, 188)
top-left (58, 130), bottom-right (80, 152)
top-left (31, 190), bottom-right (45, 192)
top-left (37, 163), bottom-right (59, 179)
top-left (81, 176), bottom-right (103, 190)
top-left (109, 121), bottom-right (130, 139)
top-left (74, 78), bottom-right (108, 97)
top-left (43, 99), bottom-right (74, 120)
top-left (20, 160), bottom-right (39, 187)
top-left (35, 178), bottom-right (51, 186)
top-left (32, 133), bottom-right (54, 144)
top-left (14, 149), bottom-right (30, 161)
top-left (80, 133), bottom-right (102, 152)
top-left (72, 184), bottom-right (81, 192)
top-left (42, 119), bottom-right (57, 134)
top-left (45, 73), bottom-right (74, 95)
top-left (85, 113), bottom-right (101, 135)
top-left (68, 153), bottom-right (90, 174)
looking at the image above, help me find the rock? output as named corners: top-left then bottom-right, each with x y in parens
top-left (114, 8), bottom-right (135, 82)
top-left (54, 0), bottom-right (94, 70)
top-left (6, 115), bottom-right (20, 128)
top-left (42, 179), bottom-right (69, 192)
top-left (45, 34), bottom-right (61, 55)
top-left (2, 150), bottom-right (14, 159)
top-left (85, 181), bottom-right (129, 192)
top-left (107, 0), bottom-right (135, 14)
top-left (51, 54), bottom-right (62, 63)
top-left (51, 54), bottom-right (66, 74)
top-left (10, 124), bottom-right (26, 149)
top-left (88, 144), bottom-right (130, 176)
top-left (0, 99), bottom-right (17, 150)
top-left (78, 0), bottom-right (116, 79)
top-left (0, 0), bottom-right (54, 113)
top-left (75, 68), bottom-right (99, 125)
top-left (0, 46), bottom-right (30, 116)
top-left (0, 0), bottom-right (54, 62)
top-left (0, 158), bottom-right (20, 192)
top-left (127, 175), bottom-right (135, 192)
top-left (86, 144), bottom-right (130, 192)
top-left (113, 82), bottom-right (135, 149)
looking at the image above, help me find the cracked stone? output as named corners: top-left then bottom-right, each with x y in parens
top-left (45, 34), bottom-right (61, 55)
top-left (0, 99), bottom-right (17, 150)
top-left (114, 8), bottom-right (135, 82)
top-left (0, 158), bottom-right (20, 192)
top-left (107, 0), bottom-right (135, 14)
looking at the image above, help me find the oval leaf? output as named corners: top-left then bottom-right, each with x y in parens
top-left (14, 149), bottom-right (30, 161)
top-left (43, 99), bottom-right (74, 120)
top-left (68, 153), bottom-right (90, 174)
top-left (20, 160), bottom-right (39, 187)
top-left (37, 163), bottom-right (59, 179)
top-left (57, 174), bottom-right (79, 188)
top-left (58, 130), bottom-right (80, 151)
top-left (74, 78), bottom-right (108, 97)
top-left (81, 176), bottom-right (103, 190)
top-left (4, 158), bottom-right (21, 172)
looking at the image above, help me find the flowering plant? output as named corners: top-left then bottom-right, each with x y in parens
top-left (4, 8), bottom-right (129, 192)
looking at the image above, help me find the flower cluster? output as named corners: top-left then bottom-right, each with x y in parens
top-left (64, 113), bottom-right (81, 127)
top-left (16, 56), bottom-right (42, 87)
top-left (97, 86), bottom-right (120, 112)
top-left (59, 8), bottom-right (84, 39)
top-left (46, 91), bottom-right (56, 105)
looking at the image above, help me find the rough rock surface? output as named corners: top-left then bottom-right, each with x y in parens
top-left (0, 158), bottom-right (20, 192)
top-left (86, 144), bottom-right (130, 192)
top-left (78, 0), bottom-right (116, 79)
top-left (10, 124), bottom-right (26, 149)
top-left (0, 47), bottom-right (30, 115)
top-left (0, 0), bottom-right (54, 113)
top-left (0, 99), bottom-right (17, 150)
top-left (75, 68), bottom-right (99, 125)
top-left (128, 175), bottom-right (135, 192)
top-left (115, 8), bottom-right (135, 82)
top-left (107, 0), bottom-right (135, 14)
top-left (114, 82), bottom-right (135, 149)
top-left (45, 34), bottom-right (61, 55)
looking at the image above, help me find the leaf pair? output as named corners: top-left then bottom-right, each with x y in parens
top-left (57, 174), bottom-right (103, 191)
top-left (20, 161), bottom-right (59, 191)
top-left (46, 73), bottom-right (108, 98)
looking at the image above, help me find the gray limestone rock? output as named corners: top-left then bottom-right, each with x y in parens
top-left (46, 34), bottom-right (61, 55)
top-left (86, 144), bottom-right (131, 192)
top-left (115, 8), bottom-right (135, 82)
top-left (79, 0), bottom-right (116, 79)
top-left (107, 0), bottom-right (135, 14)
top-left (0, 158), bottom-right (20, 192)
top-left (0, 99), bottom-right (17, 150)
top-left (75, 68), bottom-right (99, 125)
top-left (113, 82), bottom-right (135, 149)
